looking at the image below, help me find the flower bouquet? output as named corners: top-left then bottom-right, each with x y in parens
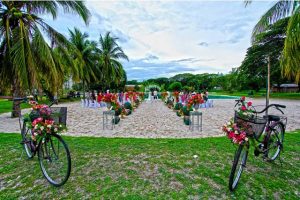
top-left (187, 94), bottom-right (204, 110)
top-left (222, 119), bottom-right (248, 145)
top-left (173, 91), bottom-right (180, 102)
top-left (161, 92), bottom-right (168, 101)
top-left (24, 101), bottom-right (66, 141)
top-left (102, 93), bottom-right (117, 109)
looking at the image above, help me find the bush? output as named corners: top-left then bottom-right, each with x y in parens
top-left (183, 116), bottom-right (191, 125)
top-left (174, 102), bottom-right (183, 110)
top-left (124, 102), bottom-right (132, 110)
top-left (112, 116), bottom-right (120, 124)
top-left (182, 106), bottom-right (192, 116)
top-left (168, 82), bottom-right (182, 91)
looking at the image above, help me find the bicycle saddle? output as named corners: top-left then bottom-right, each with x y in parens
top-left (263, 115), bottom-right (280, 122)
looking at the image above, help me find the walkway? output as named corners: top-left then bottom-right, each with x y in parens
top-left (0, 99), bottom-right (299, 138)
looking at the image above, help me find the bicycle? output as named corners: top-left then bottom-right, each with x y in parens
top-left (13, 97), bottom-right (71, 187)
top-left (227, 98), bottom-right (287, 191)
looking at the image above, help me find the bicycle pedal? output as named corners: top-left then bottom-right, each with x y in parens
top-left (254, 149), bottom-right (260, 157)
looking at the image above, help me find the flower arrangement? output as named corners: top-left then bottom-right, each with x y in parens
top-left (138, 92), bottom-right (145, 100)
top-left (161, 92), bottom-right (168, 100)
top-left (187, 94), bottom-right (204, 109)
top-left (102, 93), bottom-right (117, 103)
top-left (24, 101), bottom-right (66, 141)
top-left (222, 119), bottom-right (248, 145)
top-left (222, 97), bottom-right (254, 144)
top-left (173, 91), bottom-right (180, 102)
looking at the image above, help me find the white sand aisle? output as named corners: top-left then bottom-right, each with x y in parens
top-left (0, 99), bottom-right (299, 138)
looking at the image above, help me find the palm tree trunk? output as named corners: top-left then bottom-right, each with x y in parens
top-left (11, 79), bottom-right (22, 118)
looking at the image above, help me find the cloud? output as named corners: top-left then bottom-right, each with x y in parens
top-left (42, 0), bottom-right (273, 80)
top-left (198, 42), bottom-right (209, 47)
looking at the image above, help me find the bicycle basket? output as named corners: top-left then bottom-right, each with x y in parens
top-left (234, 111), bottom-right (267, 137)
top-left (50, 107), bottom-right (67, 125)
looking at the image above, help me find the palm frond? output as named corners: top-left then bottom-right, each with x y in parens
top-left (252, 0), bottom-right (297, 42)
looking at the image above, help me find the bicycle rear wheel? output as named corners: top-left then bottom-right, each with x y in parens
top-left (265, 123), bottom-right (284, 161)
top-left (38, 134), bottom-right (71, 187)
top-left (229, 144), bottom-right (248, 191)
top-left (21, 123), bottom-right (34, 159)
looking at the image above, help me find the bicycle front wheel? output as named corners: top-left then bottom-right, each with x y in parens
top-left (266, 123), bottom-right (284, 161)
top-left (38, 134), bottom-right (71, 187)
top-left (229, 144), bottom-right (248, 191)
top-left (21, 123), bottom-right (34, 159)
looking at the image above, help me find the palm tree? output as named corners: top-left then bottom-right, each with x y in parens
top-left (248, 1), bottom-right (300, 83)
top-left (0, 1), bottom-right (90, 117)
top-left (68, 28), bottom-right (100, 97)
top-left (98, 32), bottom-right (129, 87)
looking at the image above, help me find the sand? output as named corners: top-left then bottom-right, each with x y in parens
top-left (0, 99), bottom-right (299, 138)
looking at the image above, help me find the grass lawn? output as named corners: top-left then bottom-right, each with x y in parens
top-left (0, 98), bottom-right (80, 115)
top-left (211, 91), bottom-right (300, 100)
top-left (0, 132), bottom-right (299, 199)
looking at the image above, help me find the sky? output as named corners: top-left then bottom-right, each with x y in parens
top-left (44, 0), bottom-right (275, 81)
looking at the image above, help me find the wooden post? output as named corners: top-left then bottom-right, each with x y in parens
top-left (266, 56), bottom-right (270, 115)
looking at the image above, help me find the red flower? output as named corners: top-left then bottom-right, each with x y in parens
top-left (45, 119), bottom-right (54, 125)
top-left (247, 102), bottom-right (252, 107)
top-left (241, 96), bottom-right (246, 101)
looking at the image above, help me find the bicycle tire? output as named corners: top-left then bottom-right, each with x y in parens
top-left (229, 144), bottom-right (248, 191)
top-left (21, 123), bottom-right (34, 159)
top-left (38, 134), bottom-right (71, 187)
top-left (265, 122), bottom-right (284, 161)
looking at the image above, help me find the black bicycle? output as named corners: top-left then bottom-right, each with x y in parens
top-left (229, 99), bottom-right (287, 191)
top-left (14, 97), bottom-right (71, 187)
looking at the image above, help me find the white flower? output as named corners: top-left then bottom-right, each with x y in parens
top-left (227, 128), bottom-right (231, 132)
top-left (54, 128), bottom-right (58, 132)
top-left (40, 126), bottom-right (44, 131)
top-left (35, 125), bottom-right (38, 129)
top-left (59, 125), bottom-right (62, 128)
top-left (193, 155), bottom-right (198, 159)
top-left (245, 137), bottom-right (249, 141)
top-left (47, 125), bottom-right (52, 128)
top-left (234, 131), bottom-right (239, 135)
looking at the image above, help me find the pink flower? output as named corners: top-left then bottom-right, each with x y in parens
top-left (241, 106), bottom-right (247, 111)
top-left (247, 102), bottom-right (252, 107)
top-left (32, 117), bottom-right (43, 126)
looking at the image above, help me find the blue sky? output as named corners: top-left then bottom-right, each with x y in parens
top-left (44, 0), bottom-right (275, 81)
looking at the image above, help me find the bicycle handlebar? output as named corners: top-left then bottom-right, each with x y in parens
top-left (234, 98), bottom-right (285, 114)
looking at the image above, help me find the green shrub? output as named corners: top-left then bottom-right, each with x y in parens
top-left (183, 116), bottom-right (190, 125)
top-left (124, 102), bottom-right (132, 110)
top-left (174, 102), bottom-right (183, 110)
top-left (182, 106), bottom-right (192, 116)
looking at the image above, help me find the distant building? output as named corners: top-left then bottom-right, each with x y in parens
top-left (272, 84), bottom-right (299, 93)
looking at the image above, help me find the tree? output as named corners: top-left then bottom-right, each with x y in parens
top-left (168, 82), bottom-right (182, 91)
top-left (0, 1), bottom-right (90, 117)
top-left (98, 32), bottom-right (129, 87)
top-left (238, 18), bottom-right (291, 91)
top-left (248, 1), bottom-right (300, 83)
top-left (69, 28), bottom-right (100, 96)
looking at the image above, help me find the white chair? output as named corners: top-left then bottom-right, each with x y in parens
top-left (84, 99), bottom-right (89, 107)
top-left (208, 100), bottom-right (213, 107)
top-left (88, 100), bottom-right (95, 108)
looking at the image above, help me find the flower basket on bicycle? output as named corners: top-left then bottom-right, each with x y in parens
top-left (234, 111), bottom-right (267, 138)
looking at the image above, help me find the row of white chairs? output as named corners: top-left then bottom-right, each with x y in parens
top-left (81, 99), bottom-right (106, 108)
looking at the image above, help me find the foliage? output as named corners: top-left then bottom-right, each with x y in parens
top-left (182, 105), bottom-right (193, 116)
top-left (238, 18), bottom-right (291, 91)
top-left (249, 1), bottom-right (300, 83)
top-left (124, 102), bottom-right (132, 111)
top-left (168, 82), bottom-right (182, 91)
top-left (174, 102), bottom-right (183, 111)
